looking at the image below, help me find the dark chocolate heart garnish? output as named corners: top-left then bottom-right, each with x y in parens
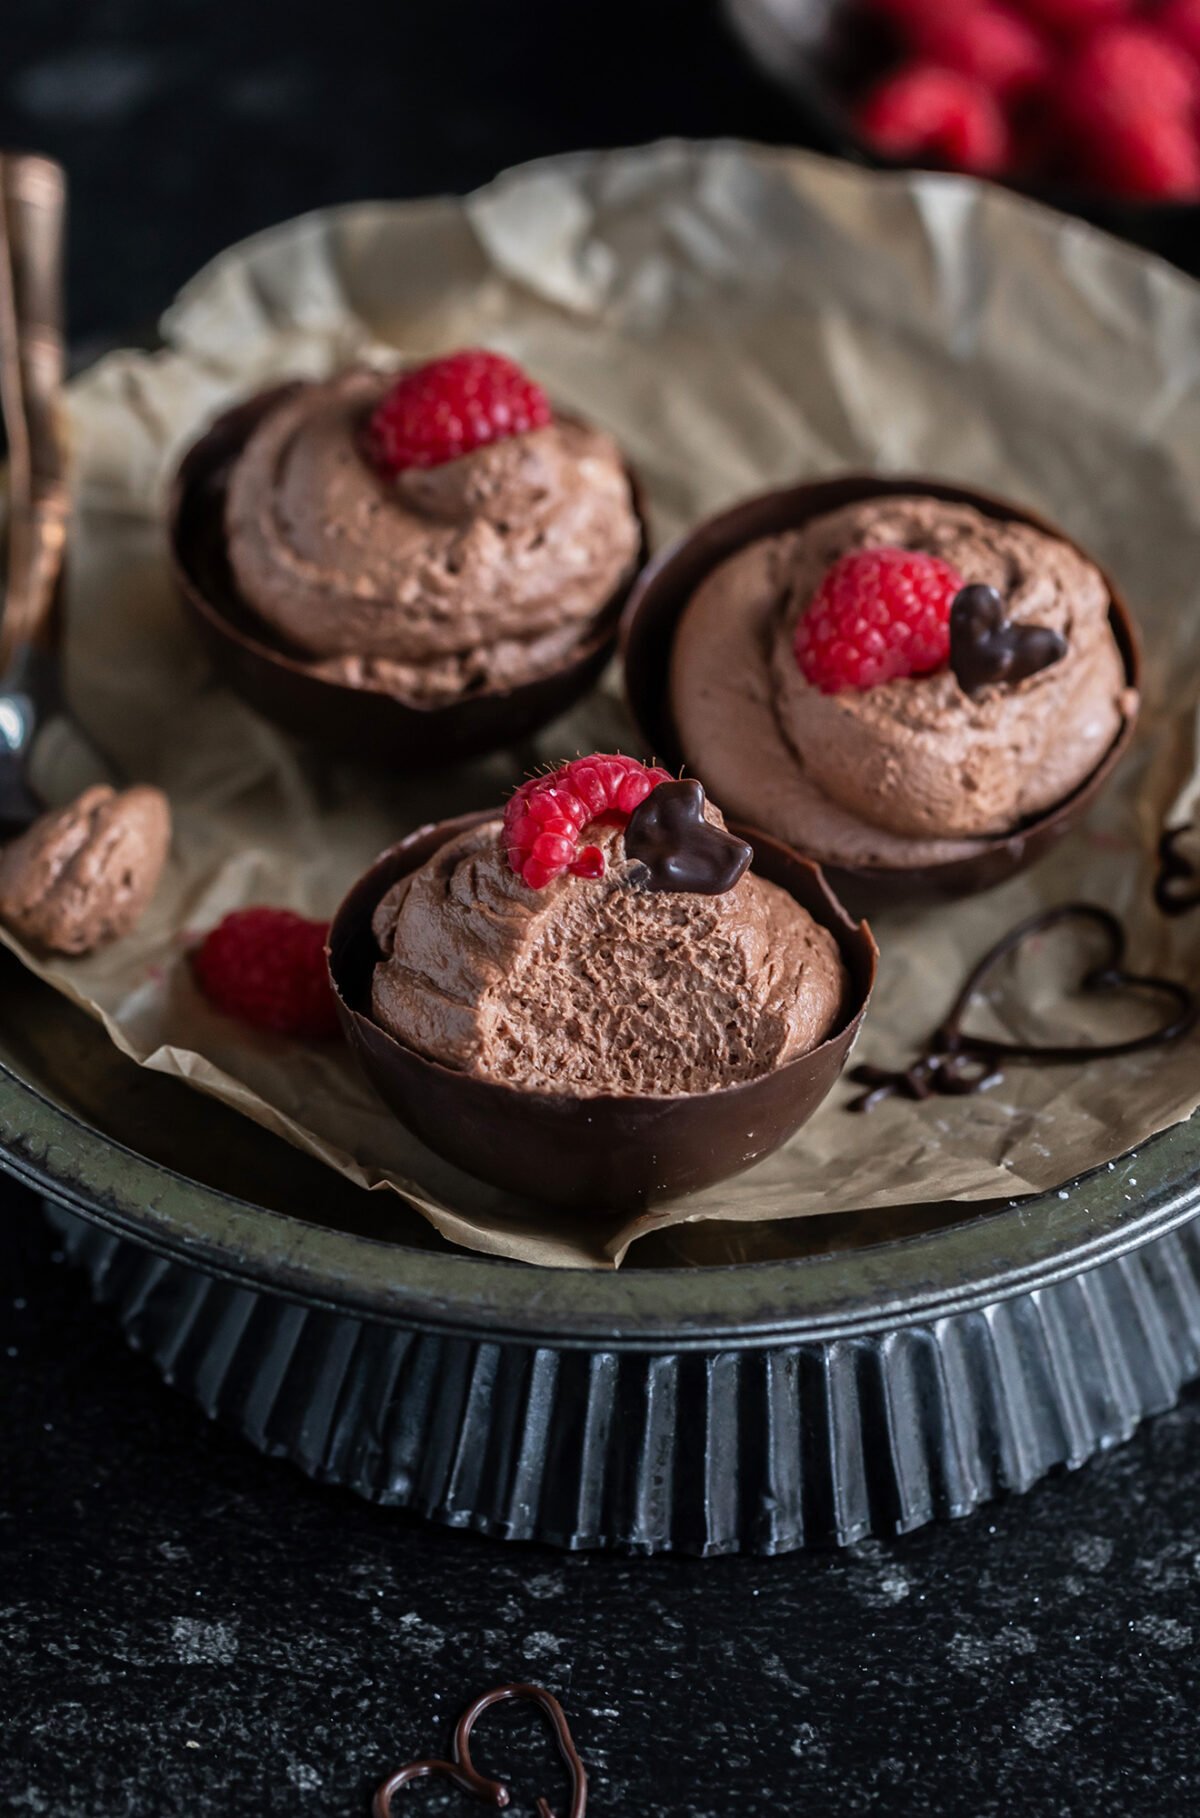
top-left (848, 903), bottom-right (1195, 1113)
top-left (949, 583), bottom-right (1067, 697)
top-left (1155, 824), bottom-right (1200, 917)
top-left (374, 1683), bottom-right (586, 1818)
top-left (625, 778), bottom-right (752, 895)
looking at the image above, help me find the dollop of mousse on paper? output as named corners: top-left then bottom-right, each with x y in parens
top-left (669, 496), bottom-right (1136, 869)
top-left (0, 785), bottom-right (171, 956)
top-left (224, 365), bottom-right (641, 703)
top-left (369, 760), bottom-right (846, 1098)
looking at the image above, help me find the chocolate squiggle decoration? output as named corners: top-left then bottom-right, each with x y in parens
top-left (1155, 824), bottom-right (1200, 917)
top-left (373, 1683), bottom-right (586, 1818)
top-left (847, 902), bottom-right (1196, 1114)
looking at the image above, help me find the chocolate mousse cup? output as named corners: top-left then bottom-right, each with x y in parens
top-left (327, 811), bottom-right (876, 1212)
top-left (621, 476), bottom-right (1141, 912)
top-left (169, 383), bottom-right (647, 769)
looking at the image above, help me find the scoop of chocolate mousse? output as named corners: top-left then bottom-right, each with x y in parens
top-left (0, 785), bottom-right (171, 956)
top-left (669, 495), bottom-right (1136, 867)
top-left (369, 792), bottom-right (846, 1098)
top-left (223, 367), bottom-right (641, 703)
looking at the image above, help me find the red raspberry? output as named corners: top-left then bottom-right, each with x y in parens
top-left (1060, 26), bottom-right (1200, 196)
top-left (1071, 107), bottom-right (1200, 196)
top-left (1014, 0), bottom-right (1131, 41)
top-left (365, 349), bottom-right (552, 474)
top-left (1159, 0), bottom-right (1200, 67)
top-left (907, 4), bottom-right (1054, 97)
top-left (856, 65), bottom-right (1012, 173)
top-left (192, 908), bottom-right (339, 1040)
top-left (794, 547), bottom-right (965, 694)
top-left (503, 755), bottom-right (672, 890)
top-left (1067, 24), bottom-right (1200, 116)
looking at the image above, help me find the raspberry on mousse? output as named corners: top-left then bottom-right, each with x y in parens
top-left (668, 494), bottom-right (1137, 872)
top-left (793, 547), bottom-right (965, 694)
top-left (221, 350), bottom-right (641, 708)
top-left (364, 349), bottom-right (552, 474)
top-left (503, 754), bottom-right (673, 890)
top-left (366, 757), bottom-right (848, 1098)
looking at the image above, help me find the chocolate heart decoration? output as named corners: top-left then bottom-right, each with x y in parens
top-left (374, 1684), bottom-right (586, 1818)
top-left (1155, 824), bottom-right (1200, 917)
top-left (372, 1752), bottom-right (506, 1815)
top-left (949, 584), bottom-right (1067, 697)
top-left (847, 903), bottom-right (1196, 1113)
top-left (625, 778), bottom-right (752, 894)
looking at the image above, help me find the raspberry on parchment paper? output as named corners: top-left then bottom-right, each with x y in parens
top-left (192, 907), bottom-right (340, 1040)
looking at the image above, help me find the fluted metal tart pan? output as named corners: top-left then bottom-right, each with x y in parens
top-left (3, 945), bottom-right (1199, 1553)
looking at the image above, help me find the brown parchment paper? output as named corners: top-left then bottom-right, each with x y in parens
top-left (5, 140), bottom-right (1200, 1270)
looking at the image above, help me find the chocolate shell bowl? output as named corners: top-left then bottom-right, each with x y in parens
top-left (168, 383), bottom-right (647, 771)
top-left (327, 809), bottom-right (877, 1212)
top-left (622, 473), bottom-right (1141, 914)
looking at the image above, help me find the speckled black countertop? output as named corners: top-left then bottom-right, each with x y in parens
top-left (6, 1195), bottom-right (1200, 1815)
top-left (2, 4), bottom-right (1200, 1813)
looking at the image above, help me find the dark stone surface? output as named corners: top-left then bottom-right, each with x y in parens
top-left (3, 3), bottom-right (1200, 1811)
top-left (4, 1192), bottom-right (1200, 1816)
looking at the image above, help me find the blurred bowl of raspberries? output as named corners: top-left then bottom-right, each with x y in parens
top-left (726, 0), bottom-right (1200, 269)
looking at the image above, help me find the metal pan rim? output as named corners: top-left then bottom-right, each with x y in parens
top-left (3, 1053), bottom-right (1198, 1352)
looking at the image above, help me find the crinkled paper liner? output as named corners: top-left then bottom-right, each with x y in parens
top-left (6, 142), bottom-right (1200, 1269)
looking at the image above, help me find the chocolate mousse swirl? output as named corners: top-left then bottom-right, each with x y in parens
top-left (370, 815), bottom-right (845, 1097)
top-left (670, 496), bottom-right (1136, 866)
top-left (769, 499), bottom-right (1133, 842)
top-left (223, 369), bottom-right (641, 703)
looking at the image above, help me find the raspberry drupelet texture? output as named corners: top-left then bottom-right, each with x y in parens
top-left (503, 755), bottom-right (672, 890)
top-left (794, 547), bottom-right (966, 695)
top-left (192, 907), bottom-right (340, 1039)
top-left (365, 349), bottom-right (552, 474)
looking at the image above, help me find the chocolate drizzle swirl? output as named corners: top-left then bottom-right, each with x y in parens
top-left (949, 583), bottom-right (1067, 696)
top-left (625, 778), bottom-right (752, 894)
top-left (847, 902), bottom-right (1196, 1113)
top-left (1155, 824), bottom-right (1200, 917)
top-left (374, 1682), bottom-right (586, 1818)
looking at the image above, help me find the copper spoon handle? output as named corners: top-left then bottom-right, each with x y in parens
top-left (0, 152), bottom-right (67, 678)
